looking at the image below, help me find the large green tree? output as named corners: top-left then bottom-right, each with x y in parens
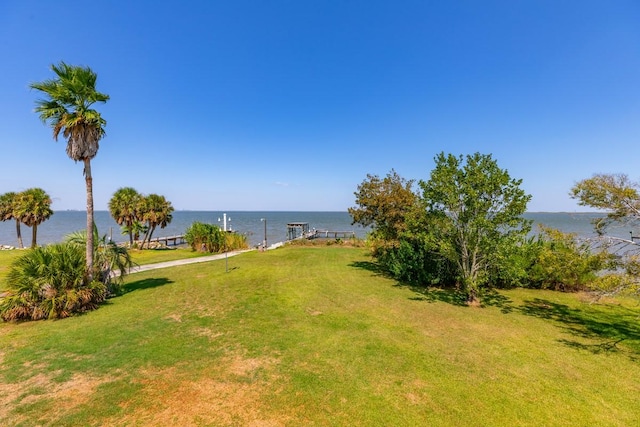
top-left (14, 188), bottom-right (54, 248)
top-left (31, 62), bottom-right (109, 280)
top-left (0, 192), bottom-right (23, 248)
top-left (139, 194), bottom-right (174, 249)
top-left (108, 187), bottom-right (143, 245)
top-left (349, 169), bottom-right (416, 242)
top-left (418, 152), bottom-right (531, 304)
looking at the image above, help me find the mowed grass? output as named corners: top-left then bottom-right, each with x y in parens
top-left (0, 246), bottom-right (639, 426)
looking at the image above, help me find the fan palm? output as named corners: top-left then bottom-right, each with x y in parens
top-left (139, 194), bottom-right (174, 248)
top-left (31, 62), bottom-right (109, 279)
top-left (0, 192), bottom-right (23, 248)
top-left (14, 188), bottom-right (54, 248)
top-left (108, 187), bottom-right (143, 245)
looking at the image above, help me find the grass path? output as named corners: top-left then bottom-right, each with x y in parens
top-left (0, 246), bottom-right (639, 426)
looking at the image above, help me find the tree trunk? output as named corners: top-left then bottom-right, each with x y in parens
top-left (146, 225), bottom-right (157, 249)
top-left (84, 158), bottom-right (94, 281)
top-left (15, 219), bottom-right (23, 249)
top-left (31, 224), bottom-right (38, 248)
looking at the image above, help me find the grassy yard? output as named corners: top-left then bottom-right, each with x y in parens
top-left (0, 246), bottom-right (639, 426)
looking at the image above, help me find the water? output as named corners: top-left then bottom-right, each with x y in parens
top-left (0, 211), bottom-right (369, 248)
top-left (0, 211), bottom-right (635, 248)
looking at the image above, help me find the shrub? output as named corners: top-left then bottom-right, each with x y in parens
top-left (184, 222), bottom-right (248, 253)
top-left (0, 244), bottom-right (107, 321)
top-left (526, 226), bottom-right (611, 291)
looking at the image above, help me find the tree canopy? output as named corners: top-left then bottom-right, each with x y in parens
top-left (418, 152), bottom-right (532, 303)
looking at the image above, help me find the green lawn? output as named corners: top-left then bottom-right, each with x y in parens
top-left (0, 246), bottom-right (639, 426)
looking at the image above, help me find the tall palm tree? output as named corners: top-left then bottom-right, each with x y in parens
top-left (14, 188), bottom-right (54, 248)
top-left (0, 192), bottom-right (24, 248)
top-left (139, 194), bottom-right (174, 248)
top-left (31, 62), bottom-right (109, 279)
top-left (108, 187), bottom-right (142, 245)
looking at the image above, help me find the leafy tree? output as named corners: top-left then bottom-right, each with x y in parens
top-left (570, 173), bottom-right (640, 234)
top-left (108, 187), bottom-right (143, 245)
top-left (417, 152), bottom-right (531, 304)
top-left (31, 62), bottom-right (109, 280)
top-left (571, 173), bottom-right (640, 297)
top-left (0, 192), bottom-right (23, 248)
top-left (349, 169), bottom-right (416, 241)
top-left (139, 194), bottom-right (174, 249)
top-left (14, 188), bottom-right (53, 248)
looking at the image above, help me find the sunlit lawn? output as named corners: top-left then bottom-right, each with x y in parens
top-left (0, 246), bottom-right (639, 426)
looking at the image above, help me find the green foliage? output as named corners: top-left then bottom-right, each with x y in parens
top-left (64, 228), bottom-right (134, 295)
top-left (223, 230), bottom-right (249, 251)
top-left (571, 173), bottom-right (640, 234)
top-left (139, 193), bottom-right (174, 248)
top-left (417, 152), bottom-right (532, 303)
top-left (0, 244), bottom-right (107, 321)
top-left (184, 222), bottom-right (226, 252)
top-left (349, 169), bottom-right (417, 241)
top-left (375, 236), bottom-right (455, 286)
top-left (13, 188), bottom-right (54, 248)
top-left (526, 227), bottom-right (611, 291)
top-left (108, 187), bottom-right (143, 245)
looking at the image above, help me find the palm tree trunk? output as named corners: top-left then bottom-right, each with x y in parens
top-left (84, 158), bottom-right (94, 281)
top-left (31, 224), bottom-right (38, 248)
top-left (146, 225), bottom-right (157, 249)
top-left (15, 219), bottom-right (23, 249)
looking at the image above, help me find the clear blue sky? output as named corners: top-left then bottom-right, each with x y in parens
top-left (1, 1), bottom-right (639, 212)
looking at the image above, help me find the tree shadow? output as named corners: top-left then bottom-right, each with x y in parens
top-left (349, 260), bottom-right (513, 310)
top-left (481, 289), bottom-right (514, 313)
top-left (518, 298), bottom-right (640, 359)
top-left (349, 260), bottom-right (391, 277)
top-left (121, 277), bottom-right (173, 294)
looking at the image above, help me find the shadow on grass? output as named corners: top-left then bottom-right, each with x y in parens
top-left (349, 260), bottom-right (514, 310)
top-left (519, 298), bottom-right (640, 358)
top-left (121, 277), bottom-right (173, 294)
top-left (349, 260), bottom-right (389, 277)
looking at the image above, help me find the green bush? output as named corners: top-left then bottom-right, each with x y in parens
top-left (375, 236), bottom-right (455, 286)
top-left (0, 244), bottom-right (107, 321)
top-left (184, 222), bottom-right (248, 253)
top-left (526, 226), bottom-right (611, 291)
top-left (184, 222), bottom-right (224, 252)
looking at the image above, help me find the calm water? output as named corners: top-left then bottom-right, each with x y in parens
top-left (0, 211), bottom-right (369, 248)
top-left (0, 211), bottom-right (634, 248)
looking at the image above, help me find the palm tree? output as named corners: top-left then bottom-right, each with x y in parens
top-left (139, 194), bottom-right (174, 248)
top-left (14, 188), bottom-right (54, 248)
top-left (108, 187), bottom-right (142, 245)
top-left (31, 62), bottom-right (109, 279)
top-left (0, 192), bottom-right (24, 248)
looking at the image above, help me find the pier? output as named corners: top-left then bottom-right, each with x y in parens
top-left (286, 222), bottom-right (356, 241)
top-left (147, 235), bottom-right (186, 246)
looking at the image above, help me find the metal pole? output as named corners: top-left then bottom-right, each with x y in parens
top-left (261, 218), bottom-right (267, 250)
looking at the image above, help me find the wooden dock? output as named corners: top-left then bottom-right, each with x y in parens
top-left (308, 230), bottom-right (356, 239)
top-left (147, 235), bottom-right (186, 246)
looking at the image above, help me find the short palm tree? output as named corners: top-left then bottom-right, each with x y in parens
top-left (14, 188), bottom-right (54, 248)
top-left (139, 194), bottom-right (174, 248)
top-left (0, 192), bottom-right (23, 248)
top-left (31, 62), bottom-right (109, 279)
top-left (108, 187), bottom-right (142, 245)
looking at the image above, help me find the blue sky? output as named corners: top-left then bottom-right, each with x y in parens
top-left (1, 1), bottom-right (639, 212)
